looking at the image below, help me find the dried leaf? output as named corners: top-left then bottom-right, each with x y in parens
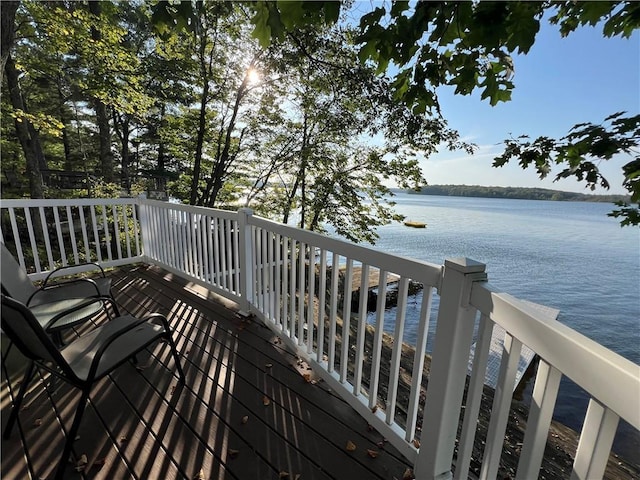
top-left (412, 439), bottom-right (420, 448)
top-left (367, 449), bottom-right (379, 458)
top-left (119, 435), bottom-right (128, 444)
top-left (371, 405), bottom-right (378, 413)
top-left (33, 418), bottom-right (42, 427)
top-left (241, 415), bottom-right (249, 424)
top-left (94, 458), bottom-right (107, 467)
top-left (279, 471), bottom-right (289, 478)
top-left (262, 396), bottom-right (271, 406)
top-left (402, 468), bottom-right (414, 480)
top-left (171, 385), bottom-right (176, 395)
top-left (302, 373), bottom-right (312, 383)
top-left (75, 454), bottom-right (88, 472)
top-left (194, 468), bottom-right (206, 480)
top-left (345, 440), bottom-right (356, 452)
top-left (228, 448), bottom-right (239, 459)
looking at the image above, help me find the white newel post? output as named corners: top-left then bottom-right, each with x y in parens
top-left (415, 258), bottom-right (487, 480)
top-left (137, 197), bottom-right (150, 263)
top-left (237, 208), bottom-right (254, 313)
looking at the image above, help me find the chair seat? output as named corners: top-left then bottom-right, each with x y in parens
top-left (62, 315), bottom-right (166, 381)
top-left (30, 297), bottom-right (105, 331)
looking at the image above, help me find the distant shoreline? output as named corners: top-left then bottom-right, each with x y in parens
top-left (398, 185), bottom-right (630, 203)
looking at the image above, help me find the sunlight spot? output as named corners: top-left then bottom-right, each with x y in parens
top-left (246, 67), bottom-right (260, 86)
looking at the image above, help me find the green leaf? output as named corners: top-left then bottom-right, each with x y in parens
top-left (323, 1), bottom-right (341, 24)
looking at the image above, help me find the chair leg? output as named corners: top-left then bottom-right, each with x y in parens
top-left (54, 388), bottom-right (90, 480)
top-left (167, 336), bottom-right (185, 383)
top-left (3, 361), bottom-right (36, 439)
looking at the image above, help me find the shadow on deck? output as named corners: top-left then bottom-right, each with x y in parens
top-left (1, 264), bottom-right (412, 479)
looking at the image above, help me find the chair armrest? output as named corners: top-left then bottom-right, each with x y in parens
top-left (42, 263), bottom-right (106, 288)
top-left (28, 278), bottom-right (103, 305)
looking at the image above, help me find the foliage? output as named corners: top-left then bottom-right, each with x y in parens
top-left (240, 0), bottom-right (640, 226)
top-left (410, 184), bottom-right (630, 203)
top-left (495, 113), bottom-right (640, 224)
top-left (4, 0), bottom-right (639, 232)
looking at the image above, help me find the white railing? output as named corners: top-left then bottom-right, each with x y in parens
top-left (1, 197), bottom-right (638, 480)
top-left (0, 198), bottom-right (142, 280)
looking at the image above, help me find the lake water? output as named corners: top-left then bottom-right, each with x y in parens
top-left (359, 193), bottom-right (640, 462)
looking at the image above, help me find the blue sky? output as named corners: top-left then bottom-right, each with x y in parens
top-left (424, 19), bottom-right (639, 195)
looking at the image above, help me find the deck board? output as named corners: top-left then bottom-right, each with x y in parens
top-left (1, 264), bottom-right (412, 479)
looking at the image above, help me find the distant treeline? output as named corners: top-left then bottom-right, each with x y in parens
top-left (403, 185), bottom-right (629, 203)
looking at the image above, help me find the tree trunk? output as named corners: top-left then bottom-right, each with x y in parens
top-left (5, 54), bottom-right (44, 198)
top-left (88, 0), bottom-right (114, 184)
top-left (206, 82), bottom-right (248, 208)
top-left (113, 111), bottom-right (131, 192)
top-left (0, 1), bottom-right (19, 85)
top-left (190, 79), bottom-right (209, 205)
top-left (58, 84), bottom-right (73, 170)
top-left (155, 104), bottom-right (167, 192)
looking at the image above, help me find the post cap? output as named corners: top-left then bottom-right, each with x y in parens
top-left (444, 257), bottom-right (486, 273)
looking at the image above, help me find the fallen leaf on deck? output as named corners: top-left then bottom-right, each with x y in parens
top-left (228, 449), bottom-right (239, 459)
top-left (75, 454), bottom-right (88, 472)
top-left (412, 439), bottom-right (420, 448)
top-left (33, 418), bottom-right (42, 427)
top-left (119, 435), bottom-right (128, 444)
top-left (367, 449), bottom-right (379, 458)
top-left (367, 424), bottom-right (374, 432)
top-left (371, 405), bottom-right (378, 413)
top-left (171, 385), bottom-right (176, 395)
top-left (402, 467), bottom-right (415, 480)
top-left (262, 396), bottom-right (271, 406)
top-left (345, 440), bottom-right (356, 452)
top-left (241, 415), bottom-right (249, 424)
top-left (194, 468), bottom-right (206, 479)
top-left (302, 373), bottom-right (312, 383)
top-left (94, 458), bottom-right (106, 468)
top-left (279, 471), bottom-right (289, 478)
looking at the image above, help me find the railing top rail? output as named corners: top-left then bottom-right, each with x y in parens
top-left (470, 281), bottom-right (640, 429)
top-left (0, 198), bottom-right (138, 208)
top-left (249, 214), bottom-right (443, 287)
top-left (141, 199), bottom-right (239, 220)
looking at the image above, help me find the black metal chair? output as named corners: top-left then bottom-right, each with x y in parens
top-left (1, 294), bottom-right (185, 480)
top-left (1, 242), bottom-right (119, 345)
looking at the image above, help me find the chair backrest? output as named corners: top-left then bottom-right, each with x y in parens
top-left (1, 243), bottom-right (37, 303)
top-left (1, 294), bottom-right (70, 374)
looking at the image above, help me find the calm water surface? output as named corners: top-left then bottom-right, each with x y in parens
top-left (358, 193), bottom-right (640, 462)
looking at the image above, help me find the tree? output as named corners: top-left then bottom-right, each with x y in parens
top-left (237, 24), bottom-right (469, 242)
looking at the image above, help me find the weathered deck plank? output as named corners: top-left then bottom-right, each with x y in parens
top-left (1, 264), bottom-right (412, 479)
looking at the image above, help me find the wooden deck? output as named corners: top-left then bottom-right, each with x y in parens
top-left (1, 264), bottom-right (412, 480)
